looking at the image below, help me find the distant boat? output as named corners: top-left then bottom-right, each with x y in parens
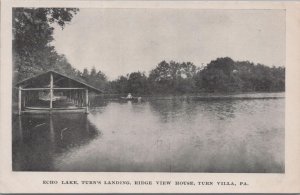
top-left (121, 93), bottom-right (142, 101)
top-left (120, 96), bottom-right (141, 101)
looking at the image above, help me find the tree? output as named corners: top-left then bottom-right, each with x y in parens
top-left (173, 62), bottom-right (196, 93)
top-left (12, 8), bottom-right (79, 82)
top-left (82, 68), bottom-right (89, 80)
top-left (206, 57), bottom-right (235, 76)
top-left (127, 72), bottom-right (148, 94)
top-left (148, 60), bottom-right (197, 94)
top-left (193, 57), bottom-right (285, 92)
top-left (195, 57), bottom-right (240, 92)
top-left (79, 67), bottom-right (107, 90)
top-left (110, 76), bottom-right (129, 94)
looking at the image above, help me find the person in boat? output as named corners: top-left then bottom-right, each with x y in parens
top-left (127, 93), bottom-right (133, 99)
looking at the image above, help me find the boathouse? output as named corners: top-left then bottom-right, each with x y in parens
top-left (16, 70), bottom-right (103, 114)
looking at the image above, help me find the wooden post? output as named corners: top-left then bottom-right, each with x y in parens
top-left (49, 115), bottom-right (55, 149)
top-left (85, 88), bottom-right (89, 114)
top-left (18, 114), bottom-right (23, 141)
top-left (18, 86), bottom-right (22, 115)
top-left (23, 93), bottom-right (26, 108)
top-left (85, 114), bottom-right (89, 132)
top-left (50, 73), bottom-right (53, 110)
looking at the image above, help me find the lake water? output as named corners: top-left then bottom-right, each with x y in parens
top-left (12, 93), bottom-right (285, 172)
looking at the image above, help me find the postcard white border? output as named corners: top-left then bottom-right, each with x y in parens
top-left (1, 1), bottom-right (300, 193)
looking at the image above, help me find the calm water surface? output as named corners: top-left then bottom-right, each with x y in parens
top-left (12, 93), bottom-right (285, 172)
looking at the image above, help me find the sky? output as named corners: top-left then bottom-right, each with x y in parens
top-left (53, 9), bottom-right (285, 80)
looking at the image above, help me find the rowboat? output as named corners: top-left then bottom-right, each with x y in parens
top-left (39, 92), bottom-right (65, 101)
top-left (120, 97), bottom-right (141, 101)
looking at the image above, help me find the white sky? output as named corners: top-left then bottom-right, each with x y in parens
top-left (53, 9), bottom-right (285, 80)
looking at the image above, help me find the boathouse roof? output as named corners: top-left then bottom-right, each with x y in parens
top-left (16, 70), bottom-right (103, 93)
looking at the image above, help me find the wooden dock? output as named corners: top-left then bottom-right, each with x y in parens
top-left (15, 70), bottom-right (103, 115)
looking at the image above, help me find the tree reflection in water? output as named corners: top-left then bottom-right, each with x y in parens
top-left (147, 97), bottom-right (237, 123)
top-left (12, 94), bottom-right (284, 172)
top-left (12, 113), bottom-right (101, 171)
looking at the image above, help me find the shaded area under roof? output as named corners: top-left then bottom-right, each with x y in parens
top-left (16, 70), bottom-right (103, 93)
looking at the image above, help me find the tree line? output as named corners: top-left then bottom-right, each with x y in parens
top-left (13, 8), bottom-right (285, 96)
top-left (106, 58), bottom-right (285, 95)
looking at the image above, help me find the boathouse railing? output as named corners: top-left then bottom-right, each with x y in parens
top-left (18, 73), bottom-right (89, 115)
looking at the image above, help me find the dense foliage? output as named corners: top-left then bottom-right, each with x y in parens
top-left (107, 58), bottom-right (285, 95)
top-left (13, 8), bottom-right (285, 95)
top-left (195, 57), bottom-right (285, 93)
top-left (79, 67), bottom-right (107, 90)
top-left (13, 8), bottom-right (79, 83)
top-left (13, 8), bottom-right (109, 89)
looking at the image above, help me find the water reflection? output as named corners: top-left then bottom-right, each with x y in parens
top-left (12, 113), bottom-right (101, 171)
top-left (148, 98), bottom-right (198, 123)
top-left (13, 94), bottom-right (285, 172)
top-left (148, 98), bottom-right (238, 122)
